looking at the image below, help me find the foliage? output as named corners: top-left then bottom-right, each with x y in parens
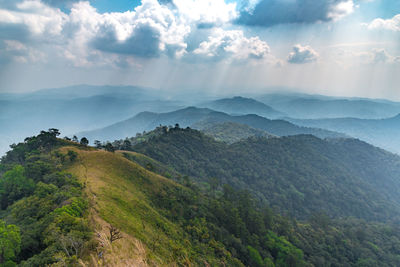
top-left (2, 129), bottom-right (400, 266)
top-left (194, 121), bottom-right (274, 144)
top-left (112, 125), bottom-right (170, 150)
top-left (132, 127), bottom-right (400, 223)
top-left (79, 137), bottom-right (89, 146)
top-left (0, 166), bottom-right (35, 210)
top-left (0, 220), bottom-right (21, 266)
top-left (0, 130), bottom-right (91, 265)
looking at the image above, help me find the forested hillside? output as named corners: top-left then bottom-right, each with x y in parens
top-left (193, 121), bottom-right (275, 144)
top-left (1, 130), bottom-right (400, 266)
top-left (132, 127), bottom-right (400, 222)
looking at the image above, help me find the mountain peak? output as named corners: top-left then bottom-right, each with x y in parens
top-left (204, 96), bottom-right (284, 118)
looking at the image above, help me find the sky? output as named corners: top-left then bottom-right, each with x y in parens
top-left (0, 0), bottom-right (399, 99)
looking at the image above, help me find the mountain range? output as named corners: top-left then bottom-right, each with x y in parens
top-left (0, 85), bottom-right (184, 155)
top-left (3, 84), bottom-right (400, 157)
top-left (258, 93), bottom-right (400, 119)
top-left (288, 114), bottom-right (400, 154)
top-left (78, 107), bottom-right (345, 142)
top-left (200, 96), bottom-right (285, 118)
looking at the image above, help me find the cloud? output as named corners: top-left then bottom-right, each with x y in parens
top-left (0, 0), bottom-right (67, 36)
top-left (237, 0), bottom-right (354, 27)
top-left (371, 48), bottom-right (390, 63)
top-left (287, 44), bottom-right (319, 64)
top-left (193, 28), bottom-right (270, 60)
top-left (172, 0), bottom-right (237, 27)
top-left (0, 0), bottom-right (270, 66)
top-left (335, 48), bottom-right (400, 66)
top-left (363, 49), bottom-right (399, 64)
top-left (0, 0), bottom-right (191, 63)
top-left (366, 14), bottom-right (400, 32)
top-left (78, 0), bottom-right (191, 58)
top-left (92, 24), bottom-right (163, 57)
top-left (0, 39), bottom-right (45, 64)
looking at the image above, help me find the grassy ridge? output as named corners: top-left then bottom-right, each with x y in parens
top-left (63, 147), bottom-right (230, 266)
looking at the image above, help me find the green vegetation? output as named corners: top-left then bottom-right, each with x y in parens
top-left (0, 220), bottom-right (21, 266)
top-left (2, 128), bottom-right (400, 266)
top-left (132, 127), bottom-right (400, 222)
top-left (112, 125), bottom-right (169, 149)
top-left (193, 121), bottom-right (275, 144)
top-left (0, 130), bottom-right (91, 265)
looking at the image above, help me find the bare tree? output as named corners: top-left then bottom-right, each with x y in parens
top-left (59, 233), bottom-right (84, 257)
top-left (108, 225), bottom-right (123, 243)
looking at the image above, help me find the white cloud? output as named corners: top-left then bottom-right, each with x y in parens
top-left (328, 0), bottom-right (355, 21)
top-left (193, 28), bottom-right (270, 60)
top-left (287, 44), bottom-right (319, 64)
top-left (0, 0), bottom-right (269, 66)
top-left (362, 48), bottom-right (399, 64)
top-left (172, 0), bottom-right (237, 27)
top-left (332, 48), bottom-right (400, 66)
top-left (0, 39), bottom-right (45, 63)
top-left (371, 48), bottom-right (390, 63)
top-left (0, 0), bottom-right (67, 36)
top-left (366, 14), bottom-right (400, 32)
top-left (67, 0), bottom-right (191, 60)
top-left (0, 0), bottom-right (192, 65)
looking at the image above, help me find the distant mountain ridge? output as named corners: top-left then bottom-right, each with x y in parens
top-left (78, 106), bottom-right (345, 141)
top-left (258, 93), bottom-right (400, 119)
top-left (4, 86), bottom-right (400, 156)
top-left (201, 96), bottom-right (285, 118)
top-left (288, 113), bottom-right (400, 153)
top-left (0, 85), bottom-right (184, 155)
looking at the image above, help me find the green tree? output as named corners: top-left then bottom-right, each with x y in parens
top-left (248, 246), bottom-right (264, 267)
top-left (80, 137), bottom-right (89, 146)
top-left (0, 220), bottom-right (21, 265)
top-left (121, 139), bottom-right (131, 150)
top-left (104, 143), bottom-right (115, 152)
top-left (93, 140), bottom-right (102, 149)
top-left (0, 166), bottom-right (35, 209)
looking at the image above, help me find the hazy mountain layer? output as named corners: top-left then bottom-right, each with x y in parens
top-left (0, 85), bottom-right (184, 155)
top-left (258, 93), bottom-right (400, 119)
top-left (288, 114), bottom-right (400, 154)
top-left (200, 96), bottom-right (285, 118)
top-left (79, 107), bottom-right (345, 142)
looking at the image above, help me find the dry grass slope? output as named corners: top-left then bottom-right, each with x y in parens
top-left (59, 147), bottom-right (192, 266)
